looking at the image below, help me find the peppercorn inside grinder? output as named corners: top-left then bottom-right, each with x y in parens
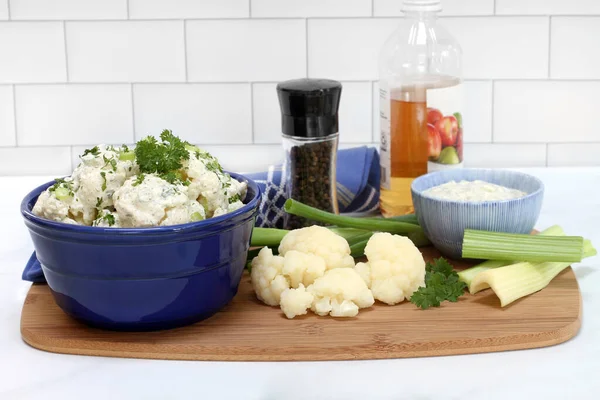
top-left (276, 78), bottom-right (342, 229)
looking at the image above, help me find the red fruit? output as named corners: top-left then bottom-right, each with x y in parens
top-left (427, 108), bottom-right (443, 126)
top-left (427, 123), bottom-right (442, 160)
top-left (435, 115), bottom-right (459, 147)
top-left (456, 128), bottom-right (463, 161)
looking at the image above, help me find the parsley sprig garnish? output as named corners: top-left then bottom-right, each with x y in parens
top-left (410, 258), bottom-right (467, 310)
top-left (134, 130), bottom-right (190, 178)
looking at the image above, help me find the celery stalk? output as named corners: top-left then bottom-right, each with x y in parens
top-left (462, 229), bottom-right (584, 263)
top-left (458, 225), bottom-right (566, 288)
top-left (470, 239), bottom-right (597, 307)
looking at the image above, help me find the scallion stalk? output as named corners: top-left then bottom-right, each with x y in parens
top-left (469, 239), bottom-right (597, 307)
top-left (283, 199), bottom-right (427, 245)
top-left (250, 227), bottom-right (371, 248)
top-left (462, 229), bottom-right (584, 263)
top-left (458, 225), bottom-right (566, 288)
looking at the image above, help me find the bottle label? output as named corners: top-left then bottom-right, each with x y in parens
top-left (379, 85), bottom-right (392, 190)
top-left (425, 83), bottom-right (464, 171)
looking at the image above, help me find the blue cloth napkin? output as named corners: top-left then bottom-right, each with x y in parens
top-left (246, 146), bottom-right (381, 228)
top-left (22, 146), bottom-right (381, 283)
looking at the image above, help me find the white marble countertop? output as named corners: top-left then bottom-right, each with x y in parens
top-left (1, 168), bottom-right (599, 400)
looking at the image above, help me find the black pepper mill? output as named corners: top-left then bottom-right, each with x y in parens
top-left (276, 78), bottom-right (342, 230)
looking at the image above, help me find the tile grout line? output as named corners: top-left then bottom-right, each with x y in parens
top-left (545, 143), bottom-right (549, 167)
top-left (12, 85), bottom-right (18, 146)
top-left (493, 0), bottom-right (496, 14)
top-left (126, 0), bottom-right (130, 19)
top-left (305, 18), bottom-right (309, 77)
top-left (248, 0), bottom-right (252, 17)
top-left (183, 20), bottom-right (189, 82)
top-left (130, 84), bottom-right (136, 141)
top-left (69, 146), bottom-right (74, 171)
top-left (371, 0), bottom-right (375, 17)
top-left (250, 83), bottom-right (255, 143)
top-left (6, 0), bottom-right (11, 20)
top-left (6, 15), bottom-right (600, 22)
top-left (547, 16), bottom-right (552, 78)
top-left (62, 22), bottom-right (69, 82)
top-left (490, 80), bottom-right (495, 143)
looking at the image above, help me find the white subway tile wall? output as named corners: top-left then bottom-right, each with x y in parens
top-left (15, 84), bottom-right (133, 146)
top-left (0, 1), bottom-right (8, 20)
top-left (133, 83), bottom-right (252, 144)
top-left (0, 86), bottom-right (15, 146)
top-left (0, 0), bottom-right (599, 175)
top-left (128, 0), bottom-right (249, 19)
top-left (9, 0), bottom-right (127, 20)
top-left (66, 21), bottom-right (185, 82)
top-left (550, 17), bottom-right (600, 79)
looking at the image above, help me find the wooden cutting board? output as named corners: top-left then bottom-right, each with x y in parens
top-left (20, 246), bottom-right (582, 361)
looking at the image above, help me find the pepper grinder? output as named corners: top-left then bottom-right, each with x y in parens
top-left (276, 78), bottom-right (342, 230)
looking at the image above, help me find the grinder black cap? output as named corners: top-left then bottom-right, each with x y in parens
top-left (276, 78), bottom-right (342, 138)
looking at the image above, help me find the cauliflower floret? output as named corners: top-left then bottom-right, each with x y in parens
top-left (354, 232), bottom-right (426, 305)
top-left (250, 247), bottom-right (289, 306)
top-left (282, 250), bottom-right (326, 288)
top-left (71, 145), bottom-right (137, 224)
top-left (308, 268), bottom-right (374, 318)
top-left (113, 174), bottom-right (189, 227)
top-left (160, 200), bottom-right (205, 226)
top-left (279, 284), bottom-right (314, 319)
top-left (92, 209), bottom-right (120, 228)
top-left (32, 190), bottom-right (71, 222)
top-left (278, 226), bottom-right (355, 271)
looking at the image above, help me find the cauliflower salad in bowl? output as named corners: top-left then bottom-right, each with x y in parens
top-left (32, 130), bottom-right (247, 228)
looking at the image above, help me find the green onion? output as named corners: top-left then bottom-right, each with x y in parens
top-left (458, 225), bottom-right (566, 288)
top-left (350, 239), bottom-right (370, 258)
top-left (360, 213), bottom-right (419, 225)
top-left (190, 212), bottom-right (204, 222)
top-left (470, 239), bottom-right (597, 307)
top-left (54, 187), bottom-right (72, 201)
top-left (284, 199), bottom-right (426, 243)
top-left (461, 229), bottom-right (584, 263)
top-left (119, 151), bottom-right (135, 161)
top-left (250, 227), bottom-right (372, 248)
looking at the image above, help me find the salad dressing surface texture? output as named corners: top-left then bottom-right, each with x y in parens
top-left (33, 130), bottom-right (247, 228)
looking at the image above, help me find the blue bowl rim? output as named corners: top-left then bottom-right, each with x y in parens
top-left (20, 171), bottom-right (261, 236)
top-left (411, 168), bottom-right (545, 205)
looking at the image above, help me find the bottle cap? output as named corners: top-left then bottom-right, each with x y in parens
top-left (276, 78), bottom-right (342, 138)
top-left (401, 0), bottom-right (442, 12)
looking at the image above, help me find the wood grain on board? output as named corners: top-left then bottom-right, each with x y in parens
top-left (20, 245), bottom-right (582, 361)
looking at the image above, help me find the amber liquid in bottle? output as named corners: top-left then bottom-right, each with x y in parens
top-left (380, 78), bottom-right (460, 217)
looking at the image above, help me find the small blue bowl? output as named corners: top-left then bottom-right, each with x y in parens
top-left (21, 172), bottom-right (260, 331)
top-left (411, 169), bottom-right (544, 260)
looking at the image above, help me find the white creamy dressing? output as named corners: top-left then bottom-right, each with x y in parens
top-left (423, 180), bottom-right (527, 202)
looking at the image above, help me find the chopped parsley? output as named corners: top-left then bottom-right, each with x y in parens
top-left (132, 174), bottom-right (145, 187)
top-left (96, 197), bottom-right (103, 209)
top-left (102, 213), bottom-right (116, 226)
top-left (103, 155), bottom-right (118, 172)
top-left (205, 159), bottom-right (223, 173)
top-left (228, 194), bottom-right (241, 204)
top-left (121, 144), bottom-right (130, 152)
top-left (82, 146), bottom-right (100, 157)
top-left (48, 178), bottom-right (67, 192)
top-left (409, 258), bottom-right (467, 310)
top-left (100, 171), bottom-right (107, 191)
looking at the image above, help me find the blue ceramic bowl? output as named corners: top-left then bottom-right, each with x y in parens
top-left (411, 169), bottom-right (544, 260)
top-left (21, 172), bottom-right (260, 331)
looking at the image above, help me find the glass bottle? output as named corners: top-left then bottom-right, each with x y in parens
top-left (378, 0), bottom-right (463, 217)
top-left (277, 79), bottom-right (342, 229)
